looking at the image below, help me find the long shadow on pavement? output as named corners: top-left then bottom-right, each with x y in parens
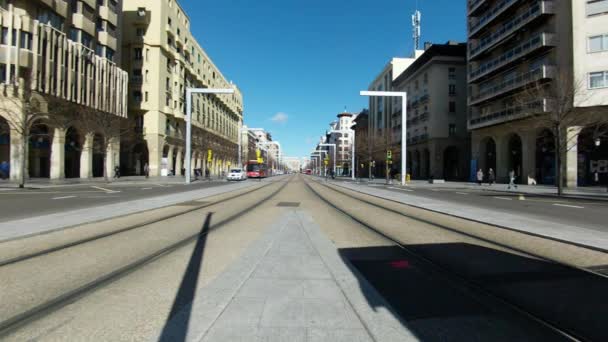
top-left (340, 243), bottom-right (608, 341)
top-left (158, 212), bottom-right (213, 342)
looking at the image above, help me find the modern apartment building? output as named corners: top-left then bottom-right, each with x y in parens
top-left (0, 0), bottom-right (128, 181)
top-left (467, 0), bottom-right (608, 186)
top-left (392, 42), bottom-right (469, 181)
top-left (121, 0), bottom-right (243, 177)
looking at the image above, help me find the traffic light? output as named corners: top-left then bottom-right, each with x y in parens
top-left (387, 150), bottom-right (392, 160)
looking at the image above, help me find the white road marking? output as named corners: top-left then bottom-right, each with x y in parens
top-left (52, 196), bottom-right (76, 200)
top-left (431, 189), bottom-right (441, 192)
top-left (553, 203), bottom-right (584, 209)
top-left (455, 192), bottom-right (469, 195)
top-left (91, 186), bottom-right (120, 193)
top-left (493, 196), bottom-right (513, 201)
top-left (141, 187), bottom-right (153, 190)
top-left (388, 187), bottom-right (413, 192)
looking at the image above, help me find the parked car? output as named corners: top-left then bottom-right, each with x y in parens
top-left (227, 168), bottom-right (247, 181)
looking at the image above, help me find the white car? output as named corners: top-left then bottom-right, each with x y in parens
top-left (227, 168), bottom-right (246, 181)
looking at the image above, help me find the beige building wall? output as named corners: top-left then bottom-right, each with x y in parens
top-left (0, 0), bottom-right (128, 182)
top-left (122, 0), bottom-right (243, 177)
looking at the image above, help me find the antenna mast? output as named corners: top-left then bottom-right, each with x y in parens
top-left (412, 4), bottom-right (421, 50)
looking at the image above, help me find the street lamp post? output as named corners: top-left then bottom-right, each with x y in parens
top-left (186, 88), bottom-right (235, 184)
top-left (360, 90), bottom-right (407, 186)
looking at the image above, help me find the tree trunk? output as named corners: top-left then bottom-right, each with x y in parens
top-left (555, 125), bottom-right (563, 196)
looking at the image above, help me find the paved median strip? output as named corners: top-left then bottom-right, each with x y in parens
top-left (388, 186), bottom-right (413, 192)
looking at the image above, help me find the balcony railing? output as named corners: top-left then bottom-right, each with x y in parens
top-left (468, 0), bottom-right (487, 15)
top-left (469, 1), bottom-right (553, 60)
top-left (469, 32), bottom-right (555, 82)
top-left (469, 99), bottom-right (547, 128)
top-left (469, 0), bottom-right (520, 37)
top-left (470, 65), bottom-right (554, 105)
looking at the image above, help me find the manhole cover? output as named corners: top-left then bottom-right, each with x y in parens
top-left (277, 202), bottom-right (300, 207)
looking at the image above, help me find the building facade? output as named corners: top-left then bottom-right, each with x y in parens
top-left (0, 0), bottom-right (128, 181)
top-left (121, 0), bottom-right (243, 177)
top-left (326, 112), bottom-right (355, 176)
top-left (467, 0), bottom-right (608, 186)
top-left (393, 42), bottom-right (469, 180)
top-left (367, 55), bottom-right (421, 178)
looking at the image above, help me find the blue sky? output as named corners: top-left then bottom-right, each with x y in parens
top-left (180, 0), bottom-right (467, 158)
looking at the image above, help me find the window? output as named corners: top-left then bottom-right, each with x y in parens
top-left (136, 27), bottom-right (145, 37)
top-left (106, 48), bottom-right (114, 62)
top-left (449, 101), bottom-right (456, 113)
top-left (587, 0), bottom-right (608, 16)
top-left (449, 67), bottom-right (456, 80)
top-left (95, 44), bottom-right (104, 57)
top-left (133, 91), bottom-right (142, 102)
top-left (96, 18), bottom-right (104, 31)
top-left (167, 37), bottom-right (173, 47)
top-left (81, 31), bottom-right (93, 49)
top-left (589, 71), bottom-right (608, 88)
top-left (134, 48), bottom-right (143, 60)
top-left (145, 92), bottom-right (149, 102)
top-left (449, 84), bottom-right (456, 96)
top-left (20, 32), bottom-right (32, 49)
top-left (168, 18), bottom-right (172, 26)
top-left (588, 34), bottom-right (608, 52)
top-left (449, 124), bottom-right (456, 137)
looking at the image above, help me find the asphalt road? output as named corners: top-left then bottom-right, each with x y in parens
top-left (331, 178), bottom-right (608, 233)
top-left (0, 180), bottom-right (247, 222)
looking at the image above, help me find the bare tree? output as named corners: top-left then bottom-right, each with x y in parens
top-left (77, 106), bottom-right (135, 182)
top-left (513, 72), bottom-right (608, 195)
top-left (0, 81), bottom-right (80, 188)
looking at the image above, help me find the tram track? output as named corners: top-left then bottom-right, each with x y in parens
top-left (0, 176), bottom-right (291, 337)
top-left (304, 177), bottom-right (608, 341)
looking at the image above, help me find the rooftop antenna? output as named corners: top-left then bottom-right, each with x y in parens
top-left (412, 1), bottom-right (421, 51)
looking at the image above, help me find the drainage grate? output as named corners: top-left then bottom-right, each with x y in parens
top-left (277, 202), bottom-right (300, 207)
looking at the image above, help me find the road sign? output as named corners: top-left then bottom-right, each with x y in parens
top-left (324, 160), bottom-right (329, 166)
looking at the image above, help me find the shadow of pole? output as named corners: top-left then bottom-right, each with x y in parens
top-left (158, 212), bottom-right (213, 342)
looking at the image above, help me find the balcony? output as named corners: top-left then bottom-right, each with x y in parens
top-left (470, 65), bottom-right (555, 105)
top-left (468, 0), bottom-right (487, 15)
top-left (469, 0), bottom-right (520, 38)
top-left (131, 75), bottom-right (143, 86)
top-left (469, 32), bottom-right (555, 83)
top-left (469, 1), bottom-right (554, 60)
top-left (469, 99), bottom-right (548, 129)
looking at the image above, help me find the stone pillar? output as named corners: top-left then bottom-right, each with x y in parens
top-left (191, 151), bottom-right (197, 175)
top-left (106, 137), bottom-right (120, 178)
top-left (9, 128), bottom-right (24, 182)
top-left (166, 145), bottom-right (174, 175)
top-left (146, 134), bottom-right (163, 177)
top-left (80, 133), bottom-right (94, 179)
top-left (175, 149), bottom-right (183, 176)
top-left (521, 131), bottom-right (536, 185)
top-left (50, 127), bottom-right (66, 180)
top-left (565, 126), bottom-right (582, 188)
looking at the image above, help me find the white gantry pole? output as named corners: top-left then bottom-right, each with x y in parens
top-left (186, 88), bottom-right (235, 184)
top-left (360, 90), bottom-right (407, 186)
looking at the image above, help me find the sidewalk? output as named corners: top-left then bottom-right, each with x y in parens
top-left (329, 179), bottom-right (608, 252)
top-left (156, 210), bottom-right (415, 342)
top-left (334, 176), bottom-right (608, 200)
top-left (0, 176), bottom-right (228, 189)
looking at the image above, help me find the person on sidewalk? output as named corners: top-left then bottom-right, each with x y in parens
top-left (488, 168), bottom-right (495, 186)
top-left (205, 168), bottom-right (210, 181)
top-left (143, 163), bottom-right (149, 179)
top-left (508, 169), bottom-right (518, 189)
top-left (476, 169), bottom-right (484, 186)
top-left (0, 161), bottom-right (9, 180)
top-left (113, 165), bottom-right (120, 179)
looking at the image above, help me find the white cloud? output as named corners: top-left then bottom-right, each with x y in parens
top-left (270, 112), bottom-right (288, 124)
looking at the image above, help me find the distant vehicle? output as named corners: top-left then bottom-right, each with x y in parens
top-left (305, 169), bottom-right (312, 175)
top-left (246, 160), bottom-right (268, 178)
top-left (227, 168), bottom-right (246, 181)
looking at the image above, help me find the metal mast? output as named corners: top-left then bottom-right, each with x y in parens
top-left (412, 9), bottom-right (421, 50)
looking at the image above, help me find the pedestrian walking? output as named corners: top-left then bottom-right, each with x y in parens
top-left (113, 165), bottom-right (120, 179)
top-left (508, 169), bottom-right (518, 189)
top-left (205, 167), bottom-right (210, 181)
top-left (0, 161), bottom-right (9, 180)
top-left (488, 168), bottom-right (495, 186)
top-left (143, 163), bottom-right (149, 179)
top-left (476, 169), bottom-right (484, 186)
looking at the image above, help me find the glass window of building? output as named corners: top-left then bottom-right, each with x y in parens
top-left (106, 48), bottom-right (114, 61)
top-left (134, 48), bottom-right (143, 60)
top-left (589, 34), bottom-right (608, 52)
top-left (449, 101), bottom-right (456, 113)
top-left (589, 71), bottom-right (607, 88)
